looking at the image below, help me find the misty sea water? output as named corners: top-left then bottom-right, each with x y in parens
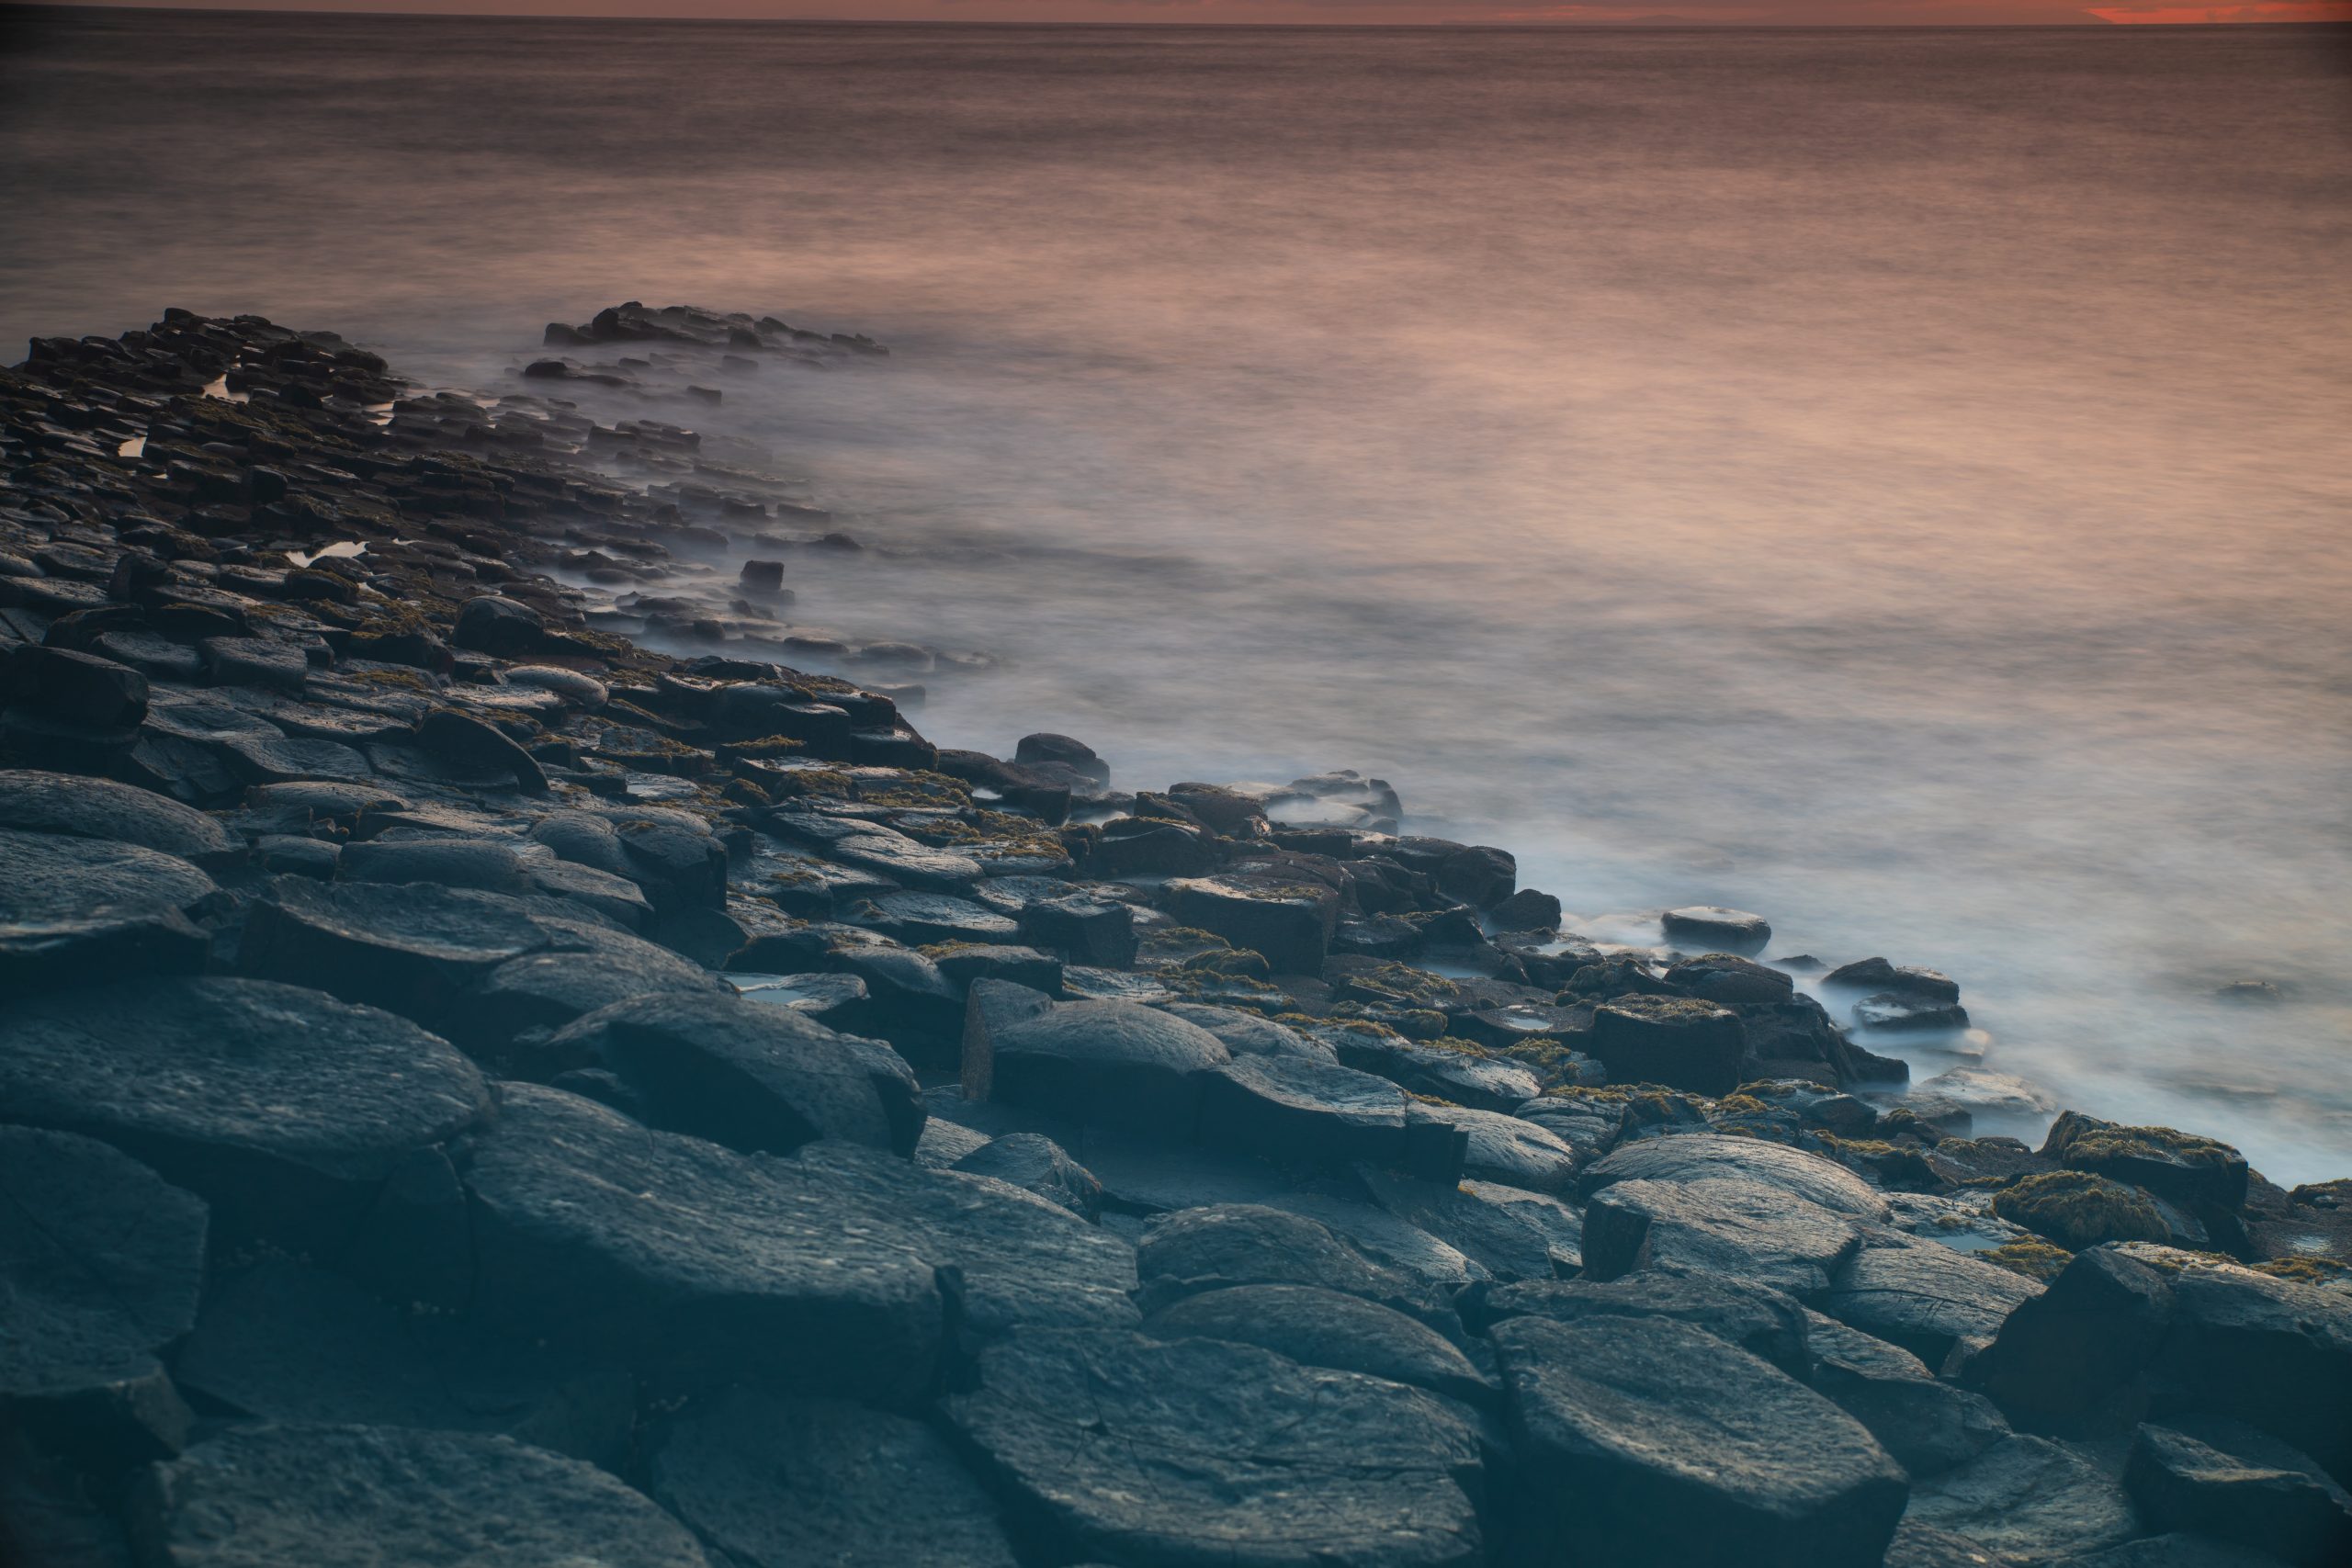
top-left (2, 10), bottom-right (2346, 1179)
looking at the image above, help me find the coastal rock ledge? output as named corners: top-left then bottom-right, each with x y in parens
top-left (2, 309), bottom-right (2346, 1568)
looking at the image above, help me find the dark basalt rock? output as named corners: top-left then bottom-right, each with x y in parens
top-left (1578, 1131), bottom-right (1893, 1217)
top-left (0, 826), bottom-right (215, 997)
top-left (1583, 1172), bottom-right (1870, 1295)
top-left (942, 1327), bottom-right (1485, 1568)
top-left (537, 988), bottom-right (923, 1156)
top-left (1817, 1236), bottom-right (2045, 1370)
top-left (173, 1258), bottom-right (634, 1471)
top-left (984, 998), bottom-right (1231, 1136)
top-left (128, 1423), bottom-right (711, 1568)
top-left (952, 1132), bottom-right (1104, 1219)
top-left (1493, 1314), bottom-right (1906, 1568)
top-left (5, 644), bottom-right (149, 728)
top-left (461, 1084), bottom-right (945, 1400)
top-left (1414, 1102), bottom-right (1581, 1192)
top-left (1471, 1272), bottom-right (1814, 1379)
top-left (1434, 843), bottom-right (1515, 908)
top-left (1014, 730), bottom-right (1110, 785)
top-left (463, 927), bottom-right (724, 1058)
top-left (1661, 905), bottom-right (1771, 953)
top-left (789, 1139), bottom-right (1139, 1341)
top-left (452, 593), bottom-right (548, 657)
top-left (238, 874), bottom-right (553, 1012)
top-left (1904, 1435), bottom-right (2143, 1565)
top-left (1328, 1031), bottom-right (1544, 1111)
top-left (1019, 892), bottom-right (1137, 967)
top-left (2123, 1416), bottom-right (2352, 1568)
top-left (1804, 1311), bottom-right (2012, 1476)
top-left (1357, 1166), bottom-right (1584, 1282)
top-left (2041, 1112), bottom-right (2250, 1213)
top-left (1977, 1242), bottom-right (2179, 1427)
top-left (0, 976), bottom-right (489, 1247)
top-left (1488, 885), bottom-right (1563, 932)
top-left (853, 888), bottom-right (1021, 946)
top-left (1134, 1202), bottom-right (1431, 1314)
top-left (1587, 995), bottom-right (1747, 1095)
top-left (0, 767), bottom-right (234, 864)
top-left (648, 1390), bottom-right (1019, 1568)
top-left (2052, 1536), bottom-right (2295, 1568)
top-left (1165, 872), bottom-right (1338, 976)
top-left (1667, 952), bottom-right (1796, 1004)
top-left (1824, 955), bottom-right (1962, 1001)
top-left (1198, 1051), bottom-right (1432, 1174)
top-left (531, 806), bottom-right (728, 911)
top-left (1, 1127), bottom-right (206, 1472)
top-left (2140, 1247), bottom-right (2352, 1485)
top-left (415, 705), bottom-right (549, 795)
top-left (1142, 1283), bottom-right (1494, 1407)
top-left (1160, 1002), bottom-right (1338, 1063)
top-left (1854, 992), bottom-right (1973, 1032)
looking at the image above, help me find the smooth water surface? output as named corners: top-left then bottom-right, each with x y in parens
top-left (4, 12), bottom-right (2347, 1178)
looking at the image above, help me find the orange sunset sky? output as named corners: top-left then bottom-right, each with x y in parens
top-left (31, 1), bottom-right (2352, 28)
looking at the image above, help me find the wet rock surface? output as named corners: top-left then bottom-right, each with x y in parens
top-left (2, 307), bottom-right (2341, 1567)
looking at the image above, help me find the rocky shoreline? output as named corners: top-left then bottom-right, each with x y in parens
top-left (3, 306), bottom-right (2346, 1568)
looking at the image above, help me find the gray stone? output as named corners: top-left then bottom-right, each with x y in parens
top-left (1905, 1436), bottom-right (2143, 1564)
top-left (128, 1423), bottom-right (709, 1567)
top-left (1476, 1272), bottom-right (1813, 1378)
top-left (1199, 1052), bottom-right (1421, 1170)
top-left (648, 1390), bottom-right (1018, 1568)
top-left (461, 1084), bottom-right (944, 1401)
top-left (1494, 1313), bottom-right (1906, 1568)
top-left (1135, 1203), bottom-right (1429, 1314)
top-left (0, 768), bottom-right (234, 864)
top-left (1661, 906), bottom-right (1771, 953)
top-left (1584, 1173), bottom-right (1869, 1295)
top-left (987, 998), bottom-right (1230, 1136)
top-left (1587, 996), bottom-right (1747, 1095)
top-left (1329, 1032), bottom-right (1544, 1111)
top-left (1145, 1283), bottom-right (1494, 1406)
top-left (539, 989), bottom-right (923, 1156)
top-left (1161, 1002), bottom-right (1338, 1064)
top-left (0, 1128), bottom-right (205, 1469)
top-left (944, 1327), bottom-right (1484, 1568)
top-left (1818, 1236), bottom-right (2043, 1369)
top-left (1577, 1132), bottom-right (1893, 1218)
top-left (0, 976), bottom-right (488, 1247)
top-left (952, 1132), bottom-right (1102, 1219)
top-left (173, 1259), bottom-right (632, 1471)
top-left (1806, 1311), bottom-right (2012, 1476)
top-left (1667, 953), bottom-right (1796, 1004)
top-left (0, 827), bottom-right (213, 997)
top-left (2124, 1417), bottom-right (2352, 1568)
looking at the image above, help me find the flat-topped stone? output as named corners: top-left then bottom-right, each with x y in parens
top-left (129, 1423), bottom-right (711, 1568)
top-left (649, 1391), bottom-right (1019, 1568)
top-left (0, 826), bottom-right (215, 997)
top-left (1494, 1313), bottom-right (1905, 1568)
top-left (0, 976), bottom-right (488, 1246)
top-left (943, 1327), bottom-right (1484, 1568)
top-left (0, 768), bottom-right (234, 863)
top-left (1, 1126), bottom-right (206, 1467)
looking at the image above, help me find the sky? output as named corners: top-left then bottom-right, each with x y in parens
top-left (17, 1), bottom-right (2352, 34)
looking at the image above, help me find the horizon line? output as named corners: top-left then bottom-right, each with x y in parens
top-left (11, 1), bottom-right (2352, 24)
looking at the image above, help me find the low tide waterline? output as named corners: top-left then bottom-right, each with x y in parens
top-left (4, 13), bottom-right (2346, 1179)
